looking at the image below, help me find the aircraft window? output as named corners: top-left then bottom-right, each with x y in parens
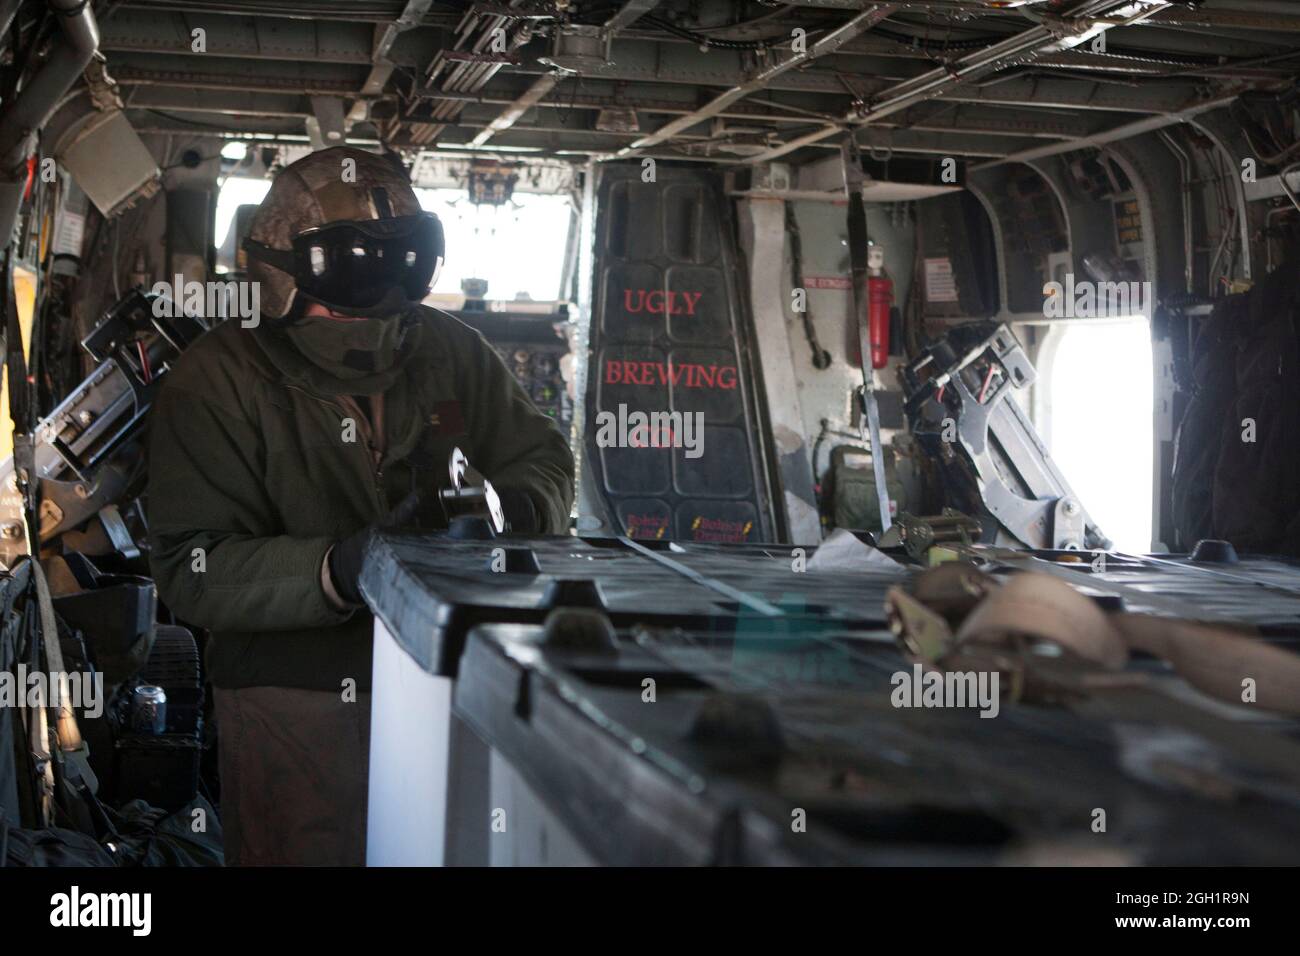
top-left (416, 188), bottom-right (573, 302)
top-left (1041, 317), bottom-right (1154, 553)
top-left (215, 176), bottom-right (272, 273)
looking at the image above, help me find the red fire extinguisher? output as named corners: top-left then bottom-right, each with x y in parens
top-left (867, 248), bottom-right (892, 370)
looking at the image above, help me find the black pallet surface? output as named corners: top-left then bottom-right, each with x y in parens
top-left (453, 618), bottom-right (1300, 865)
top-left (360, 531), bottom-right (1300, 865)
top-left (358, 531), bottom-right (906, 677)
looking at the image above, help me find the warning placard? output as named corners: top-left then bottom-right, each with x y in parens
top-left (803, 274), bottom-right (852, 290)
top-left (924, 258), bottom-right (959, 303)
top-left (52, 211), bottom-right (85, 258)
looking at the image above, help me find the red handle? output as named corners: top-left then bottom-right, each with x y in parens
top-left (867, 275), bottom-right (893, 370)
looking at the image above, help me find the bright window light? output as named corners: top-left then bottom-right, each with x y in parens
top-left (416, 188), bottom-right (573, 301)
top-left (214, 179), bottom-right (574, 302)
top-left (214, 176), bottom-right (271, 264)
top-left (1045, 317), bottom-right (1154, 553)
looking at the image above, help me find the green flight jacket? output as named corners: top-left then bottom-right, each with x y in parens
top-left (146, 306), bottom-right (574, 691)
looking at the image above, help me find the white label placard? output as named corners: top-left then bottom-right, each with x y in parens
top-left (52, 211), bottom-right (86, 258)
top-left (924, 257), bottom-right (958, 302)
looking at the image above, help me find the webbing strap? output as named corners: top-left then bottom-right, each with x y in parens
top-left (617, 536), bottom-right (784, 618)
top-left (841, 137), bottom-right (893, 534)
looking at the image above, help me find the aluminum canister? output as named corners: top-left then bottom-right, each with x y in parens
top-left (131, 685), bottom-right (167, 735)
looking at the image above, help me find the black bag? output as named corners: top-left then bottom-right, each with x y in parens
top-left (2, 794), bottom-right (224, 867)
top-left (1172, 260), bottom-right (1300, 554)
top-left (1171, 294), bottom-right (1243, 547)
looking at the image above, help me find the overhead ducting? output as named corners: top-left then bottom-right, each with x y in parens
top-left (0, 0), bottom-right (100, 250)
top-left (52, 108), bottom-right (161, 219)
top-left (538, 25), bottom-right (609, 74)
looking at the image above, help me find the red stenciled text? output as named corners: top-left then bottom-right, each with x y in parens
top-left (690, 516), bottom-right (753, 543)
top-left (625, 513), bottom-right (669, 539)
top-left (622, 289), bottom-right (703, 316)
top-left (604, 359), bottom-right (737, 389)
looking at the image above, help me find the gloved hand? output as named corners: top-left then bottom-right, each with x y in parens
top-left (496, 487), bottom-right (540, 534)
top-left (327, 491), bottom-right (425, 605)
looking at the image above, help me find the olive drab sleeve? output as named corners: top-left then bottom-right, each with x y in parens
top-left (461, 330), bottom-right (575, 533)
top-left (147, 379), bottom-right (353, 633)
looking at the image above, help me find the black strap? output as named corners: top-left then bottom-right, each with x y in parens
top-left (846, 182), bottom-right (871, 383)
top-left (241, 237), bottom-right (295, 273)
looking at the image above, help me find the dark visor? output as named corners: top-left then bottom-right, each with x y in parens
top-left (245, 213), bottom-right (444, 311)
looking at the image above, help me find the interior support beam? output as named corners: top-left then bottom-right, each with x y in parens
top-left (615, 4), bottom-right (897, 158)
top-left (971, 93), bottom-right (1242, 170)
top-left (741, 0), bottom-right (1175, 164)
top-left (360, 0), bottom-right (434, 97)
top-left (469, 0), bottom-right (662, 147)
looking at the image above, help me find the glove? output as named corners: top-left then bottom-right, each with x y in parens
top-left (497, 487), bottom-right (540, 534)
top-left (327, 491), bottom-right (425, 605)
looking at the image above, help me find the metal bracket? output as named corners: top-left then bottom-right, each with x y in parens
top-left (902, 323), bottom-right (1109, 551)
top-left (1051, 496), bottom-right (1085, 551)
top-left (99, 503), bottom-right (140, 560)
